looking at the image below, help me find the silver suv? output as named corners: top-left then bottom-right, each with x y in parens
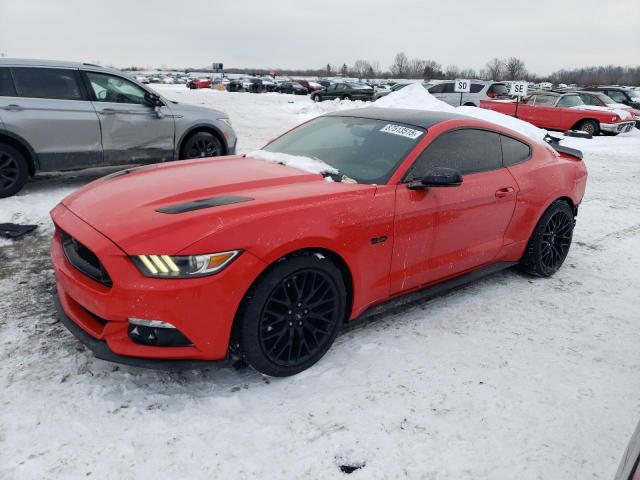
top-left (427, 80), bottom-right (510, 107)
top-left (0, 59), bottom-right (237, 197)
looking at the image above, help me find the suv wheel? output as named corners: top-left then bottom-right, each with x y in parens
top-left (180, 132), bottom-right (223, 159)
top-left (0, 143), bottom-right (28, 198)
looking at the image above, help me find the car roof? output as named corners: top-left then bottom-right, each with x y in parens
top-left (323, 107), bottom-right (468, 129)
top-left (0, 58), bottom-right (124, 74)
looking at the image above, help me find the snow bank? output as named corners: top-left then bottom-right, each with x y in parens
top-left (247, 149), bottom-right (337, 175)
top-left (375, 83), bottom-right (549, 142)
top-left (374, 82), bottom-right (456, 112)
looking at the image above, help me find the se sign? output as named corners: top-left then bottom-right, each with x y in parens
top-left (510, 82), bottom-right (528, 97)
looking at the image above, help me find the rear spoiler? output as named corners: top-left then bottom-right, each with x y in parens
top-left (544, 134), bottom-right (583, 159)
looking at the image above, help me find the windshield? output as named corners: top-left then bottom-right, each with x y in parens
top-left (597, 94), bottom-right (617, 105)
top-left (263, 116), bottom-right (424, 184)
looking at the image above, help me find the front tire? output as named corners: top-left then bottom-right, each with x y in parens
top-left (521, 200), bottom-right (575, 277)
top-left (238, 254), bottom-right (347, 377)
top-left (0, 143), bottom-right (28, 198)
top-left (578, 119), bottom-right (600, 136)
top-left (179, 131), bottom-right (223, 159)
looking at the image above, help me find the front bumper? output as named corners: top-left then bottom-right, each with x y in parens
top-left (600, 121), bottom-right (636, 133)
top-left (53, 292), bottom-right (226, 370)
top-left (50, 203), bottom-right (267, 366)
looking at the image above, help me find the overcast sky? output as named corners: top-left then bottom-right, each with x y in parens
top-left (1, 0), bottom-right (638, 75)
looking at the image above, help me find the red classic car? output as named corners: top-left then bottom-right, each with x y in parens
top-left (186, 78), bottom-right (212, 89)
top-left (50, 108), bottom-right (587, 377)
top-left (480, 91), bottom-right (636, 136)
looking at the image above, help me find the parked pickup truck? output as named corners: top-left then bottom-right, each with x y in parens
top-left (480, 91), bottom-right (636, 136)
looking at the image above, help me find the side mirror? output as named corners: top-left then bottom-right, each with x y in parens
top-left (408, 167), bottom-right (463, 190)
top-left (144, 92), bottom-right (163, 107)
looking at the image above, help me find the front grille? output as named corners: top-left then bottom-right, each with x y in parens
top-left (61, 230), bottom-right (113, 287)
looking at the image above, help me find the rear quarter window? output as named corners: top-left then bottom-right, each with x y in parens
top-left (0, 67), bottom-right (17, 96)
top-left (470, 83), bottom-right (484, 93)
top-left (500, 135), bottom-right (531, 166)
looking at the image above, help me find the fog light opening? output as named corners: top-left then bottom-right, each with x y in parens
top-left (127, 318), bottom-right (193, 347)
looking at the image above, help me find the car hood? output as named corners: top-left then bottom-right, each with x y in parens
top-left (61, 156), bottom-right (371, 255)
top-left (164, 101), bottom-right (228, 119)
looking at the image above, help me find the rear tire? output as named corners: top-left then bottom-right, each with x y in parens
top-left (577, 119), bottom-right (600, 136)
top-left (312, 94), bottom-right (321, 102)
top-left (238, 254), bottom-right (347, 377)
top-left (0, 143), bottom-right (28, 198)
top-left (520, 200), bottom-right (575, 277)
top-left (179, 131), bottom-right (223, 159)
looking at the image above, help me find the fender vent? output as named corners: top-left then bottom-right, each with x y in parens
top-left (156, 195), bottom-right (253, 214)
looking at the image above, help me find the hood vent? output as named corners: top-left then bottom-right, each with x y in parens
top-left (156, 195), bottom-right (253, 214)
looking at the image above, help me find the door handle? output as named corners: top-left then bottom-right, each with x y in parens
top-left (3, 104), bottom-right (23, 112)
top-left (495, 187), bottom-right (515, 198)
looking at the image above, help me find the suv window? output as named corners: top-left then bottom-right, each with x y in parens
top-left (488, 83), bottom-right (509, 96)
top-left (0, 67), bottom-right (17, 96)
top-left (470, 83), bottom-right (484, 93)
top-left (500, 135), bottom-right (531, 166)
top-left (441, 82), bottom-right (455, 94)
top-left (405, 128), bottom-right (502, 179)
top-left (86, 72), bottom-right (148, 105)
top-left (428, 83), bottom-right (444, 94)
top-left (12, 67), bottom-right (83, 101)
top-left (606, 90), bottom-right (628, 103)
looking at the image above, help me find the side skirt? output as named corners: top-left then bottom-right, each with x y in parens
top-left (353, 261), bottom-right (518, 323)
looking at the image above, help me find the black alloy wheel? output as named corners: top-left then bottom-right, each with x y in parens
top-left (521, 200), bottom-right (574, 277)
top-left (0, 144), bottom-right (28, 198)
top-left (180, 132), bottom-right (222, 159)
top-left (238, 254), bottom-right (346, 377)
top-left (259, 269), bottom-right (340, 367)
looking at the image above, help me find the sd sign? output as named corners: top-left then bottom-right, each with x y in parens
top-left (454, 79), bottom-right (471, 93)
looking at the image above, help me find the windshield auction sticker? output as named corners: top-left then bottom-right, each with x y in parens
top-left (380, 124), bottom-right (424, 139)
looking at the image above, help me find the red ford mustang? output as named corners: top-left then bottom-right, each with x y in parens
top-left (50, 108), bottom-right (588, 376)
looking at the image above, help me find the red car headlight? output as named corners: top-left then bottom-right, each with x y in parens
top-left (132, 251), bottom-right (241, 278)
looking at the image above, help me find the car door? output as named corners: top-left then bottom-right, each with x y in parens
top-left (390, 128), bottom-right (518, 294)
top-left (0, 66), bottom-right (102, 171)
top-left (83, 70), bottom-right (175, 165)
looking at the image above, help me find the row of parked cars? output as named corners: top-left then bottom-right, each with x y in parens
top-left (1, 58), bottom-right (638, 197)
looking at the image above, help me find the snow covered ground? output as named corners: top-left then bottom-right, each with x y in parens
top-left (1, 86), bottom-right (639, 479)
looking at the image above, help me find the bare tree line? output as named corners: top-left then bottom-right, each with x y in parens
top-left (126, 53), bottom-right (640, 86)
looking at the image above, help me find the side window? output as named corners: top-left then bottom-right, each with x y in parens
top-left (86, 72), bottom-right (149, 105)
top-left (12, 67), bottom-right (83, 100)
top-left (428, 83), bottom-right (444, 94)
top-left (500, 135), bottom-right (531, 166)
top-left (470, 83), bottom-right (484, 93)
top-left (607, 90), bottom-right (627, 103)
top-left (0, 68), bottom-right (17, 96)
top-left (336, 84), bottom-right (346, 91)
top-left (405, 129), bottom-right (502, 180)
top-left (579, 94), bottom-right (598, 106)
top-left (556, 95), bottom-right (583, 108)
top-left (441, 82), bottom-right (455, 94)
